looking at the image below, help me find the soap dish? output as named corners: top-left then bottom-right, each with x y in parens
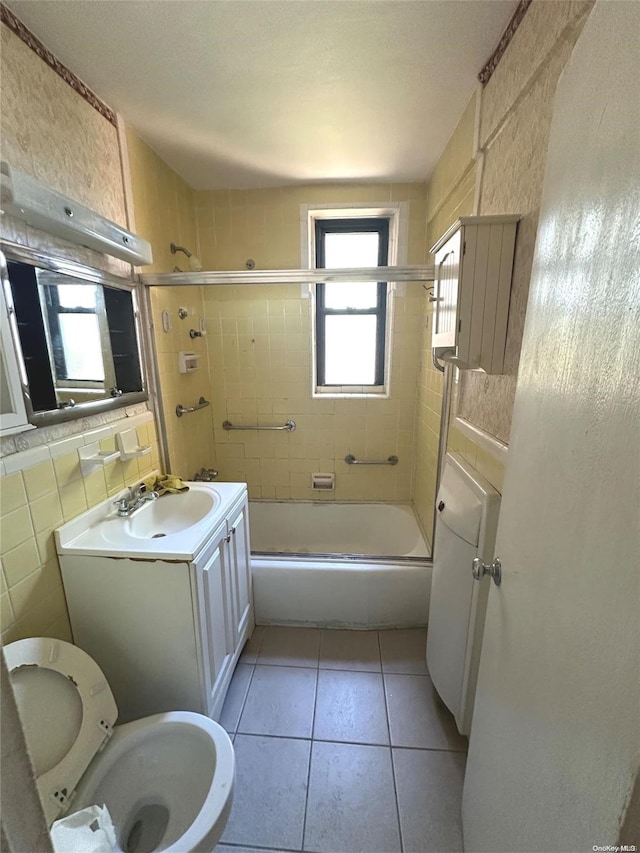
top-left (79, 442), bottom-right (121, 475)
top-left (116, 428), bottom-right (151, 461)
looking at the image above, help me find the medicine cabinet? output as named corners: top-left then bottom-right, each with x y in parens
top-left (0, 241), bottom-right (147, 429)
top-left (431, 215), bottom-right (520, 373)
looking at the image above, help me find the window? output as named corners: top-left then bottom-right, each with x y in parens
top-left (41, 283), bottom-right (106, 384)
top-left (315, 217), bottom-right (390, 391)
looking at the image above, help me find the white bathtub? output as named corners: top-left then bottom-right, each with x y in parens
top-left (250, 501), bottom-right (431, 629)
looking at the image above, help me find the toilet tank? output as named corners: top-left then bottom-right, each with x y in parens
top-left (426, 452), bottom-right (501, 735)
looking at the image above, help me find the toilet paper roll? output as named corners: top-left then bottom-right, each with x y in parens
top-left (50, 804), bottom-right (117, 853)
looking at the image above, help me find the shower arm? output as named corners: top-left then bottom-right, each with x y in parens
top-left (170, 242), bottom-right (192, 258)
top-left (170, 243), bottom-right (203, 271)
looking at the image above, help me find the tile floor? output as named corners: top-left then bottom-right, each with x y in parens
top-left (215, 626), bottom-right (467, 853)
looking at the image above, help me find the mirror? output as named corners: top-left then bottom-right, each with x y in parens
top-left (1, 242), bottom-right (147, 426)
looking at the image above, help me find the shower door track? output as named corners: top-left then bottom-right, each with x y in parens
top-left (139, 265), bottom-right (435, 287)
top-left (252, 550), bottom-right (430, 564)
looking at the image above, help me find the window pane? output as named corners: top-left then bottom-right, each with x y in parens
top-left (324, 315), bottom-right (378, 385)
top-left (323, 233), bottom-right (380, 309)
top-left (58, 315), bottom-right (105, 380)
top-left (56, 284), bottom-right (98, 310)
top-left (324, 232), bottom-right (379, 268)
top-left (324, 281), bottom-right (378, 310)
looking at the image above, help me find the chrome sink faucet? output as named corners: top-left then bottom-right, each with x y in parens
top-left (113, 484), bottom-right (159, 517)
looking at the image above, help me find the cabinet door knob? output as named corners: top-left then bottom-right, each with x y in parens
top-left (472, 556), bottom-right (502, 586)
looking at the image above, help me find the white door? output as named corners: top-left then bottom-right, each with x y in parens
top-left (463, 4), bottom-right (640, 851)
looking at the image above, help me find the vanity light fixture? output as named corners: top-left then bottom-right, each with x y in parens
top-left (0, 162), bottom-right (153, 265)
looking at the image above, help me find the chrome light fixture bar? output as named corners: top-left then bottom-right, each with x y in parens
top-left (0, 161), bottom-right (153, 266)
top-left (140, 265), bottom-right (435, 286)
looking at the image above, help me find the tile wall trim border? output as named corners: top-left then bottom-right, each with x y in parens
top-left (2, 444), bottom-right (50, 475)
top-left (0, 3), bottom-right (117, 127)
top-left (477, 0), bottom-right (533, 87)
top-left (453, 416), bottom-right (508, 463)
top-left (48, 435), bottom-right (85, 459)
top-left (0, 411), bottom-right (154, 475)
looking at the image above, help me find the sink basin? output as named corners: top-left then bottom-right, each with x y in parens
top-left (105, 489), bottom-right (220, 542)
top-left (55, 481), bottom-right (247, 561)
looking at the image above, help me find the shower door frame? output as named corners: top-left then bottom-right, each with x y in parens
top-left (139, 264), bottom-right (447, 562)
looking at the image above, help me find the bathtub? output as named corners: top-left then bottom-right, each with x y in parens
top-left (250, 501), bottom-right (431, 629)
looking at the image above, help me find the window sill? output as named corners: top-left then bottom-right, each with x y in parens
top-left (313, 385), bottom-right (389, 399)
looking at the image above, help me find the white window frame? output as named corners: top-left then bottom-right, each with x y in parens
top-left (301, 202), bottom-right (408, 399)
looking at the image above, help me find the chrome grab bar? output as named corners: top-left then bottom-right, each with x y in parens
top-left (344, 454), bottom-right (398, 466)
top-left (176, 396), bottom-right (210, 417)
top-left (222, 419), bottom-right (296, 432)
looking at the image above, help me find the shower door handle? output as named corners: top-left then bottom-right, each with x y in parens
top-left (472, 557), bottom-right (502, 587)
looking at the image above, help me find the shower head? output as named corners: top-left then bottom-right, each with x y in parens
top-left (170, 242), bottom-right (203, 271)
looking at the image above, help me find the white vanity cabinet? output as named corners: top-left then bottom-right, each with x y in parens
top-left (58, 487), bottom-right (253, 724)
top-left (431, 215), bottom-right (519, 373)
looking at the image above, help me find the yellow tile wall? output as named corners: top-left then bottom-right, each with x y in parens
top-left (455, 1), bottom-right (593, 442)
top-left (412, 2), bottom-right (594, 525)
top-left (448, 425), bottom-right (505, 495)
top-left (125, 127), bottom-right (199, 276)
top-left (151, 285), bottom-right (216, 478)
top-left (0, 30), bottom-right (160, 644)
top-left (195, 182), bottom-right (427, 272)
top-left (125, 127), bottom-right (216, 477)
top-left (413, 98), bottom-right (478, 542)
top-left (194, 183), bottom-right (428, 502)
top-left (0, 423), bottom-right (159, 644)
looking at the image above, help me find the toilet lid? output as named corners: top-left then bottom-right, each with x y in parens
top-left (4, 637), bottom-right (118, 826)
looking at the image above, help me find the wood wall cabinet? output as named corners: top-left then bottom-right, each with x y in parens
top-left (431, 216), bottom-right (520, 374)
top-left (59, 489), bottom-right (254, 723)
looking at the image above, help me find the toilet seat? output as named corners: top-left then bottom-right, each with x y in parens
top-left (4, 637), bottom-right (118, 826)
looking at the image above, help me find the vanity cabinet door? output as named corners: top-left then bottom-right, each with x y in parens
top-left (194, 528), bottom-right (234, 716)
top-left (228, 497), bottom-right (253, 646)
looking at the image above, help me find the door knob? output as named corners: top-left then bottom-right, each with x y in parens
top-left (472, 557), bottom-right (502, 587)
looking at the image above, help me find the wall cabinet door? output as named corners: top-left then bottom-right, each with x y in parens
top-left (0, 256), bottom-right (31, 434)
top-left (432, 229), bottom-right (462, 351)
top-left (228, 498), bottom-right (252, 645)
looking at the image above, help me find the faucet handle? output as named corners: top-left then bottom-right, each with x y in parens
top-left (136, 482), bottom-right (159, 500)
top-left (113, 497), bottom-right (129, 513)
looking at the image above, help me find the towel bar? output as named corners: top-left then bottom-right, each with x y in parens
top-left (222, 419), bottom-right (296, 432)
top-left (345, 454), bottom-right (398, 466)
top-left (176, 397), bottom-right (210, 417)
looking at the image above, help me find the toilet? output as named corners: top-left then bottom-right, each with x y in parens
top-left (4, 637), bottom-right (234, 853)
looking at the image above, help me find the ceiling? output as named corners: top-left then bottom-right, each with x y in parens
top-left (6, 0), bottom-right (518, 190)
